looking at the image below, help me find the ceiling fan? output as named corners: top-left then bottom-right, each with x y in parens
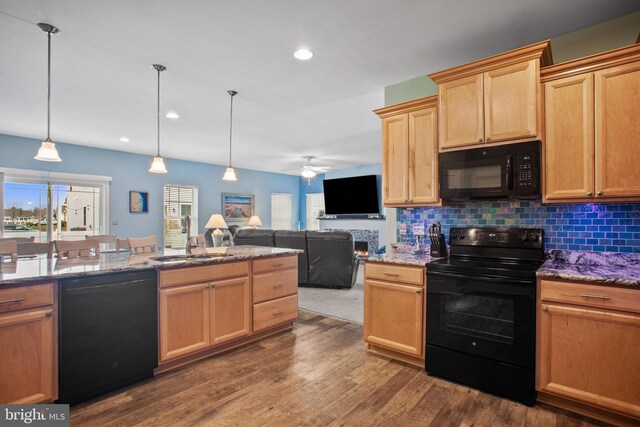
top-left (283, 156), bottom-right (331, 178)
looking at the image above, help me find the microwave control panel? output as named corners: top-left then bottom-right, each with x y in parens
top-left (514, 152), bottom-right (539, 196)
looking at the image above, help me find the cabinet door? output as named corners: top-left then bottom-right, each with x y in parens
top-left (364, 279), bottom-right (423, 357)
top-left (0, 308), bottom-right (54, 404)
top-left (439, 74), bottom-right (484, 150)
top-left (538, 303), bottom-right (640, 418)
top-left (408, 107), bottom-right (439, 204)
top-left (595, 61), bottom-right (640, 198)
top-left (382, 114), bottom-right (409, 205)
top-left (159, 283), bottom-right (210, 362)
top-left (484, 59), bottom-right (538, 143)
top-left (544, 73), bottom-right (595, 200)
top-left (210, 277), bottom-right (251, 345)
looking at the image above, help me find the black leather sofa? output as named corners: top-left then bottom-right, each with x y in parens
top-left (234, 229), bottom-right (358, 289)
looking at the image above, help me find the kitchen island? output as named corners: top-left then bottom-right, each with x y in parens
top-left (0, 246), bottom-right (302, 405)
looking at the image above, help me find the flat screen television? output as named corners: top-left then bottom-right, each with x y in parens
top-left (323, 175), bottom-right (379, 215)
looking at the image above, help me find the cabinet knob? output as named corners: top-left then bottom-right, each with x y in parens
top-left (586, 192), bottom-right (593, 196)
top-left (416, 289), bottom-right (422, 294)
top-left (45, 311), bottom-right (53, 318)
top-left (596, 191), bottom-right (603, 196)
top-left (478, 138), bottom-right (483, 143)
top-left (485, 137), bottom-right (491, 142)
top-left (274, 310), bottom-right (284, 316)
top-left (542, 306), bottom-right (548, 312)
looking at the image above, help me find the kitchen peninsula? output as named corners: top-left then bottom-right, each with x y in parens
top-left (0, 246), bottom-right (301, 405)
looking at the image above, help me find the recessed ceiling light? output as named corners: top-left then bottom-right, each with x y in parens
top-left (165, 112), bottom-right (179, 119)
top-left (119, 137), bottom-right (130, 142)
top-left (294, 48), bottom-right (313, 60)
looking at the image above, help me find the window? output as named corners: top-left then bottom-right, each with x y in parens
top-left (306, 193), bottom-right (325, 231)
top-left (271, 193), bottom-right (292, 230)
top-left (164, 185), bottom-right (197, 249)
top-left (0, 168), bottom-right (110, 242)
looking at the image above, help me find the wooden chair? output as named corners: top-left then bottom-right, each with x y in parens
top-left (128, 236), bottom-right (159, 254)
top-left (54, 239), bottom-right (100, 259)
top-left (17, 242), bottom-right (53, 258)
top-left (189, 235), bottom-right (206, 249)
top-left (0, 236), bottom-right (35, 244)
top-left (0, 240), bottom-right (18, 263)
top-left (87, 234), bottom-right (117, 245)
top-left (116, 239), bottom-right (131, 253)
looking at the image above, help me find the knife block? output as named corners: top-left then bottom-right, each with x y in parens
top-left (430, 234), bottom-right (448, 258)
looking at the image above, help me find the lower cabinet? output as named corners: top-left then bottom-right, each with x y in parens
top-left (0, 282), bottom-right (56, 404)
top-left (537, 279), bottom-right (640, 423)
top-left (210, 277), bottom-right (251, 345)
top-left (363, 262), bottom-right (425, 365)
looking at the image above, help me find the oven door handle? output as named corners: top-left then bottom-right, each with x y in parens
top-left (427, 271), bottom-right (533, 286)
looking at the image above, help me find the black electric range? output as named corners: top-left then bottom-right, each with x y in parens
top-left (425, 227), bottom-right (545, 406)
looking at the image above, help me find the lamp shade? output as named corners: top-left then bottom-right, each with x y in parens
top-left (34, 139), bottom-right (62, 162)
top-left (148, 155), bottom-right (168, 173)
top-left (222, 167), bottom-right (237, 181)
top-left (248, 215), bottom-right (263, 227)
top-left (205, 214), bottom-right (228, 229)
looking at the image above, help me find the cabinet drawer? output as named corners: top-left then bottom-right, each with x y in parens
top-left (365, 262), bottom-right (424, 286)
top-left (253, 294), bottom-right (298, 332)
top-left (159, 261), bottom-right (249, 288)
top-left (253, 255), bottom-right (298, 274)
top-left (540, 279), bottom-right (640, 314)
top-left (0, 283), bottom-right (54, 313)
top-left (253, 268), bottom-right (298, 304)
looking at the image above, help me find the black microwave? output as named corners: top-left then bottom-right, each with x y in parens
top-left (439, 141), bottom-right (540, 201)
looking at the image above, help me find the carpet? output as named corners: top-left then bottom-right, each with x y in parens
top-left (298, 267), bottom-right (364, 324)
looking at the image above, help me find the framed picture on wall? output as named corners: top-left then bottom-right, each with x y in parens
top-left (222, 193), bottom-right (255, 222)
top-left (129, 191), bottom-right (149, 213)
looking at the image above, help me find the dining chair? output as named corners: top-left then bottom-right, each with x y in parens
top-left (54, 239), bottom-right (100, 259)
top-left (128, 236), bottom-right (159, 254)
top-left (116, 239), bottom-right (131, 253)
top-left (87, 234), bottom-right (117, 245)
top-left (17, 242), bottom-right (53, 258)
top-left (0, 236), bottom-right (35, 244)
top-left (0, 240), bottom-right (18, 263)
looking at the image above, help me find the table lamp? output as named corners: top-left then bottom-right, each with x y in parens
top-left (247, 215), bottom-right (263, 229)
top-left (205, 214), bottom-right (228, 247)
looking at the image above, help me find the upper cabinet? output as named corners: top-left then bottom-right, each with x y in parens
top-left (430, 41), bottom-right (551, 151)
top-left (542, 44), bottom-right (640, 203)
top-left (375, 96), bottom-right (439, 207)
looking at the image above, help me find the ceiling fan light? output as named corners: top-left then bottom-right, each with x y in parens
top-left (223, 166), bottom-right (237, 181)
top-left (301, 168), bottom-right (317, 179)
top-left (148, 155), bottom-right (168, 173)
top-left (34, 139), bottom-right (62, 162)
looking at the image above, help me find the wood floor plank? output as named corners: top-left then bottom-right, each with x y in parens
top-left (70, 310), bottom-right (608, 427)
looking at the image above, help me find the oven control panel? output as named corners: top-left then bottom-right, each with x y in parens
top-left (449, 227), bottom-right (544, 249)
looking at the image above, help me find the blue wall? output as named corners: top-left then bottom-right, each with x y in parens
top-left (298, 174), bottom-right (325, 230)
top-left (397, 200), bottom-right (640, 253)
top-left (0, 134), bottom-right (299, 245)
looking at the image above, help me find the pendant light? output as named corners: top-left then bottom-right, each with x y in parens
top-left (34, 23), bottom-right (62, 162)
top-left (222, 90), bottom-right (238, 181)
top-left (149, 64), bottom-right (168, 173)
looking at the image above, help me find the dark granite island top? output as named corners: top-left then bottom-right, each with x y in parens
top-left (0, 246), bottom-right (302, 286)
top-left (536, 250), bottom-right (640, 288)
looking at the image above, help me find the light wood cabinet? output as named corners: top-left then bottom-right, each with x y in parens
top-left (537, 279), bottom-right (640, 424)
top-left (364, 262), bottom-right (425, 366)
top-left (0, 282), bottom-right (56, 404)
top-left (159, 282), bottom-right (210, 362)
top-left (375, 96), bottom-right (439, 207)
top-left (430, 41), bottom-right (550, 151)
top-left (210, 277), bottom-right (251, 345)
top-left (541, 44), bottom-right (640, 203)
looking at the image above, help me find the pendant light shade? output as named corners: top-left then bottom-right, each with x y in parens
top-left (35, 23), bottom-right (62, 162)
top-left (149, 64), bottom-right (168, 173)
top-left (222, 90), bottom-right (238, 181)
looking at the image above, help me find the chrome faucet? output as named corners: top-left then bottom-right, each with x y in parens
top-left (182, 215), bottom-right (192, 254)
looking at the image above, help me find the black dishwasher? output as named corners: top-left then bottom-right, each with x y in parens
top-left (58, 270), bottom-right (158, 404)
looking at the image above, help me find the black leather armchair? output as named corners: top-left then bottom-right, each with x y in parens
top-left (274, 230), bottom-right (309, 286)
top-left (233, 229), bottom-right (276, 247)
top-left (306, 230), bottom-right (358, 289)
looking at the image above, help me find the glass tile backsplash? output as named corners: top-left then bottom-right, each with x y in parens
top-left (396, 200), bottom-right (640, 253)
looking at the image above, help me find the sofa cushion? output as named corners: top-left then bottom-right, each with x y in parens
top-left (234, 229), bottom-right (276, 247)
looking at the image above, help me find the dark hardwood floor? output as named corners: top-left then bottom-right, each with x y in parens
top-left (71, 310), bottom-right (606, 426)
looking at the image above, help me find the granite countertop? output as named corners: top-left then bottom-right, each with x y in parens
top-left (536, 250), bottom-right (640, 287)
top-left (0, 245), bottom-right (302, 286)
top-left (365, 251), bottom-right (438, 267)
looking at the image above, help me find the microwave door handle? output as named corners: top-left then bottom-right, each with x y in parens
top-left (506, 155), bottom-right (513, 190)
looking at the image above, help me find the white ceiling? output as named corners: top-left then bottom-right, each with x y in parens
top-left (0, 1), bottom-right (638, 174)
